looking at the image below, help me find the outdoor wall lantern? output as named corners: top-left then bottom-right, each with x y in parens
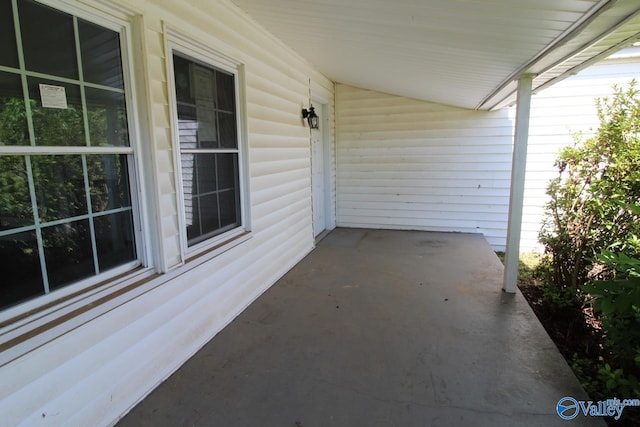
top-left (302, 105), bottom-right (319, 129)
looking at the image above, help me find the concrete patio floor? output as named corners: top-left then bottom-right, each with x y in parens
top-left (116, 228), bottom-right (603, 427)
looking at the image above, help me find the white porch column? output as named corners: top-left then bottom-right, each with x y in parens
top-left (503, 74), bottom-right (534, 293)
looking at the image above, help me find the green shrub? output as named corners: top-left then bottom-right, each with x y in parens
top-left (539, 80), bottom-right (640, 291)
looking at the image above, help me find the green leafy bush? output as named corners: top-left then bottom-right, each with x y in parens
top-left (539, 80), bottom-right (640, 291)
top-left (536, 81), bottom-right (640, 423)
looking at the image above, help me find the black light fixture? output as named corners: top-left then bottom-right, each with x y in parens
top-left (302, 105), bottom-right (319, 129)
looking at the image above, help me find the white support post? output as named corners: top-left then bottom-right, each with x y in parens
top-left (503, 74), bottom-right (534, 293)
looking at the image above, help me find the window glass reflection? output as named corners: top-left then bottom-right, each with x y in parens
top-left (32, 155), bottom-right (88, 223)
top-left (0, 156), bottom-right (33, 231)
top-left (19, 0), bottom-right (78, 79)
top-left (42, 219), bottom-right (94, 289)
top-left (28, 78), bottom-right (85, 146)
top-left (217, 153), bottom-right (238, 190)
top-left (195, 194), bottom-right (219, 241)
top-left (0, 0), bottom-right (19, 68)
top-left (219, 189), bottom-right (239, 229)
top-left (218, 112), bottom-right (237, 149)
top-left (95, 211), bottom-right (135, 271)
top-left (0, 230), bottom-right (44, 310)
top-left (0, 72), bottom-right (28, 146)
top-left (194, 154), bottom-right (217, 194)
top-left (86, 88), bottom-right (129, 147)
top-left (216, 71), bottom-right (235, 112)
top-left (79, 19), bottom-right (124, 89)
top-left (88, 154), bottom-right (131, 212)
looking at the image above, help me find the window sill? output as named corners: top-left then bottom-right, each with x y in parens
top-left (183, 229), bottom-right (252, 267)
top-left (0, 230), bottom-right (253, 368)
top-left (0, 267), bottom-right (158, 367)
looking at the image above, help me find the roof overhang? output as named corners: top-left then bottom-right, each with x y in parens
top-left (230, 0), bottom-right (640, 110)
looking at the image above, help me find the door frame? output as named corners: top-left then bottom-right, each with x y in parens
top-left (310, 96), bottom-right (335, 241)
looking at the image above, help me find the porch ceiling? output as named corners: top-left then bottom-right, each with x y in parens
top-left (230, 0), bottom-right (640, 110)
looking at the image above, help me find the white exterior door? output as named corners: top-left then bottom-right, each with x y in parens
top-left (311, 104), bottom-right (326, 237)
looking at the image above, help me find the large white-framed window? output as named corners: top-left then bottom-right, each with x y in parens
top-left (167, 32), bottom-right (250, 257)
top-left (0, 0), bottom-right (144, 314)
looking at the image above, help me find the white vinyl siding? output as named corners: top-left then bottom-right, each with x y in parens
top-left (520, 51), bottom-right (640, 252)
top-left (0, 1), bottom-right (334, 426)
top-left (336, 84), bottom-right (514, 250)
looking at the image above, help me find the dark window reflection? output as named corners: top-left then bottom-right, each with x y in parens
top-left (0, 0), bottom-right (19, 68)
top-left (173, 55), bottom-right (238, 150)
top-left (19, 0), bottom-right (78, 79)
top-left (216, 71), bottom-right (235, 112)
top-left (185, 195), bottom-right (201, 243)
top-left (0, 156), bottom-right (33, 231)
top-left (185, 195), bottom-right (220, 245)
top-left (219, 189), bottom-right (239, 228)
top-left (95, 211), bottom-right (135, 271)
top-left (173, 55), bottom-right (194, 104)
top-left (88, 154), bottom-right (131, 212)
top-left (78, 19), bottom-right (124, 89)
top-left (43, 220), bottom-right (94, 289)
top-left (217, 154), bottom-right (238, 190)
top-left (0, 231), bottom-right (44, 310)
top-left (28, 78), bottom-right (85, 146)
top-left (218, 112), bottom-right (237, 149)
top-left (0, 72), bottom-right (28, 145)
top-left (32, 155), bottom-right (88, 223)
top-left (197, 194), bottom-right (219, 240)
top-left (86, 88), bottom-right (129, 147)
top-left (195, 154), bottom-right (217, 194)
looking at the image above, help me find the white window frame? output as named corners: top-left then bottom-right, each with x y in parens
top-left (0, 0), bottom-right (158, 365)
top-left (166, 28), bottom-right (251, 261)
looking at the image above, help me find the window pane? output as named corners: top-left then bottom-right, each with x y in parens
top-left (0, 0), bottom-right (19, 68)
top-left (0, 156), bottom-right (33, 231)
top-left (186, 193), bottom-right (219, 245)
top-left (32, 155), bottom-right (87, 223)
top-left (0, 230), bottom-right (44, 310)
top-left (86, 88), bottom-right (129, 147)
top-left (0, 72), bottom-right (28, 146)
top-left (216, 71), bottom-right (235, 112)
top-left (174, 53), bottom-right (242, 247)
top-left (185, 196), bottom-right (201, 243)
top-left (78, 19), bottom-right (124, 89)
top-left (173, 55), bottom-right (239, 150)
top-left (195, 154), bottom-right (217, 194)
top-left (177, 104), bottom-right (198, 150)
top-left (217, 153), bottom-right (238, 190)
top-left (19, 0), bottom-right (78, 79)
top-left (43, 219), bottom-right (94, 289)
top-left (28, 78), bottom-right (85, 146)
top-left (173, 55), bottom-right (194, 104)
top-left (193, 64), bottom-right (217, 149)
top-left (88, 154), bottom-right (131, 212)
top-left (95, 211), bottom-right (135, 271)
top-left (185, 194), bottom-right (221, 246)
top-left (218, 111), bottom-right (237, 149)
top-left (219, 189), bottom-right (240, 229)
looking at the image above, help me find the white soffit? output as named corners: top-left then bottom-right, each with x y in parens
top-left (230, 0), bottom-right (640, 110)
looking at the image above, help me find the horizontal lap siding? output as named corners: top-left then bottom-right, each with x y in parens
top-left (336, 84), bottom-right (513, 250)
top-left (520, 55), bottom-right (640, 252)
top-left (0, 1), bottom-right (334, 426)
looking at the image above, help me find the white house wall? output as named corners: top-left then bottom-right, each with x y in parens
top-left (520, 51), bottom-right (640, 252)
top-left (0, 1), bottom-right (334, 426)
top-left (335, 84), bottom-right (515, 250)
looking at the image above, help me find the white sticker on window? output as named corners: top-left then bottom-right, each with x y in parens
top-left (39, 84), bottom-right (68, 109)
